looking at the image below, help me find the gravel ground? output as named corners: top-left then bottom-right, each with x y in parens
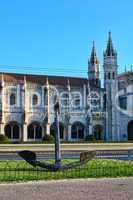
top-left (0, 178), bottom-right (133, 200)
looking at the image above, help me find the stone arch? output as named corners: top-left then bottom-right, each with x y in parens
top-left (27, 115), bottom-right (44, 125)
top-left (27, 121), bottom-right (42, 140)
top-left (4, 121), bottom-right (20, 140)
top-left (93, 124), bottom-right (103, 140)
top-left (128, 120), bottom-right (133, 140)
top-left (50, 122), bottom-right (64, 139)
top-left (71, 121), bottom-right (85, 139)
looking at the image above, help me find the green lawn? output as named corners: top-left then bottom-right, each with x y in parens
top-left (0, 159), bottom-right (133, 182)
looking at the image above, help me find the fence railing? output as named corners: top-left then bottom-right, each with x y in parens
top-left (0, 150), bottom-right (133, 182)
top-left (0, 149), bottom-right (133, 160)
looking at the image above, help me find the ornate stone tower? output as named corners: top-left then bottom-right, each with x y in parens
top-left (103, 32), bottom-right (119, 141)
top-left (88, 41), bottom-right (100, 88)
top-left (87, 42), bottom-right (101, 137)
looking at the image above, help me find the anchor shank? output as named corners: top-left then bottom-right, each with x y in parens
top-left (54, 102), bottom-right (61, 166)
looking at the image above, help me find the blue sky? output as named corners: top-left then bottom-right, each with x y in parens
top-left (0, 0), bottom-right (132, 78)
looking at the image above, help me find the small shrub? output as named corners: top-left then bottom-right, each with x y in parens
top-left (85, 135), bottom-right (95, 142)
top-left (0, 134), bottom-right (11, 144)
top-left (50, 129), bottom-right (55, 137)
top-left (42, 134), bottom-right (55, 143)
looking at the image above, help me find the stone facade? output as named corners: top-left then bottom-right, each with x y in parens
top-left (0, 32), bottom-right (133, 142)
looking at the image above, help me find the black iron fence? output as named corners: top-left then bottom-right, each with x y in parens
top-left (0, 150), bottom-right (133, 182)
top-left (0, 149), bottom-right (133, 160)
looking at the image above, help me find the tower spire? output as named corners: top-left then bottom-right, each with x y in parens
top-left (89, 41), bottom-right (99, 64)
top-left (105, 31), bottom-right (116, 57)
top-left (88, 41), bottom-right (100, 88)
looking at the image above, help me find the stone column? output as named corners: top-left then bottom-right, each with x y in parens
top-left (64, 126), bottom-right (67, 140)
top-left (19, 125), bottom-right (23, 141)
top-left (23, 76), bottom-right (28, 142)
top-left (89, 116), bottom-right (93, 135)
top-left (46, 78), bottom-right (50, 135)
top-left (67, 79), bottom-right (71, 141)
top-left (127, 85), bottom-right (133, 116)
top-left (23, 123), bottom-right (27, 142)
top-left (42, 126), bottom-right (45, 138)
top-left (46, 123), bottom-right (50, 135)
top-left (0, 123), bottom-right (5, 135)
top-left (89, 125), bottom-right (93, 135)
top-left (68, 124), bottom-right (71, 141)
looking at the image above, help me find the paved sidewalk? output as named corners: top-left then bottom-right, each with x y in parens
top-left (0, 178), bottom-right (133, 200)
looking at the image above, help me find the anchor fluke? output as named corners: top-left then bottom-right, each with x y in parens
top-left (18, 150), bottom-right (37, 167)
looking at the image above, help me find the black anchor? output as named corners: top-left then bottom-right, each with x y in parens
top-left (18, 101), bottom-right (95, 171)
top-left (18, 150), bottom-right (95, 171)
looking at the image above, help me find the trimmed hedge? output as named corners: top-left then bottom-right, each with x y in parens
top-left (85, 135), bottom-right (96, 141)
top-left (42, 134), bottom-right (55, 143)
top-left (0, 134), bottom-right (11, 144)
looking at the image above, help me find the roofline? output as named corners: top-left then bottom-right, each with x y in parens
top-left (0, 71), bottom-right (88, 81)
top-left (118, 71), bottom-right (133, 78)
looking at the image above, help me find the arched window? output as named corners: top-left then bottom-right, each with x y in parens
top-left (71, 122), bottom-right (84, 139)
top-left (32, 94), bottom-right (38, 106)
top-left (72, 93), bottom-right (81, 110)
top-left (119, 95), bottom-right (127, 110)
top-left (5, 122), bottom-right (20, 140)
top-left (128, 120), bottom-right (133, 140)
top-left (103, 93), bottom-right (106, 110)
top-left (104, 73), bottom-right (107, 80)
top-left (93, 125), bottom-right (103, 140)
top-left (4, 124), bottom-right (11, 139)
top-left (108, 72), bottom-right (110, 80)
top-left (75, 96), bottom-right (80, 109)
top-left (112, 72), bottom-right (115, 79)
top-left (50, 122), bottom-right (64, 139)
top-left (13, 124), bottom-right (19, 139)
top-left (10, 93), bottom-right (16, 106)
top-left (60, 92), bottom-right (69, 108)
top-left (27, 122), bottom-right (42, 140)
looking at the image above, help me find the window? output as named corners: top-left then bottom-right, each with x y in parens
top-left (93, 125), bottom-right (103, 140)
top-left (60, 93), bottom-right (69, 108)
top-left (72, 94), bottom-right (81, 110)
top-left (103, 93), bottom-right (106, 110)
top-left (5, 123), bottom-right (19, 140)
top-left (32, 94), bottom-right (38, 106)
top-left (108, 72), bottom-right (110, 79)
top-left (28, 122), bottom-right (42, 140)
top-left (71, 122), bottom-right (84, 139)
top-left (75, 96), bottom-right (80, 109)
top-left (119, 95), bottom-right (127, 110)
top-left (112, 72), bottom-right (115, 79)
top-left (104, 73), bottom-right (107, 80)
top-left (10, 93), bottom-right (16, 106)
